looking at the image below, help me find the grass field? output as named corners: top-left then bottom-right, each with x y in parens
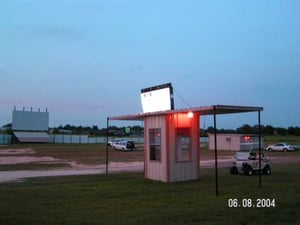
top-left (0, 164), bottom-right (299, 225)
top-left (0, 136), bottom-right (300, 224)
top-left (264, 135), bottom-right (300, 144)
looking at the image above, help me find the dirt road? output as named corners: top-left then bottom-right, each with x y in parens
top-left (0, 161), bottom-right (144, 183)
top-left (0, 158), bottom-right (233, 183)
top-left (0, 147), bottom-right (299, 183)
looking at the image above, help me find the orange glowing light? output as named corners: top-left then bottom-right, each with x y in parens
top-left (187, 111), bottom-right (194, 118)
top-left (243, 136), bottom-right (251, 142)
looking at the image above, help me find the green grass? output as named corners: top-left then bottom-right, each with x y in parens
top-left (0, 164), bottom-right (299, 225)
top-left (264, 135), bottom-right (300, 145)
top-left (0, 139), bottom-right (299, 224)
top-left (0, 163), bottom-right (71, 171)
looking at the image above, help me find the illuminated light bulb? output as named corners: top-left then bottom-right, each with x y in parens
top-left (187, 111), bottom-right (194, 118)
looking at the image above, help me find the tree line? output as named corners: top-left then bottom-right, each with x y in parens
top-left (1, 123), bottom-right (300, 136)
top-left (205, 124), bottom-right (300, 136)
top-left (46, 124), bottom-right (300, 136)
top-left (50, 125), bottom-right (144, 136)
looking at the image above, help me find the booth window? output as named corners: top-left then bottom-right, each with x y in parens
top-left (176, 128), bottom-right (191, 161)
top-left (149, 129), bottom-right (161, 161)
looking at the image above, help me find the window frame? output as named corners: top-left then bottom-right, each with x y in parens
top-left (149, 128), bottom-right (161, 162)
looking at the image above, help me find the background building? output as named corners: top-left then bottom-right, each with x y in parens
top-left (208, 133), bottom-right (263, 151)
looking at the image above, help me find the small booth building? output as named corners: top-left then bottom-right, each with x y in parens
top-left (145, 110), bottom-right (200, 182)
top-left (109, 105), bottom-right (263, 183)
top-left (208, 134), bottom-right (264, 151)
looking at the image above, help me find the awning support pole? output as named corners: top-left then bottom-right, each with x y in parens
top-left (213, 105), bottom-right (219, 196)
top-left (106, 117), bottom-right (109, 175)
top-left (258, 111), bottom-right (262, 188)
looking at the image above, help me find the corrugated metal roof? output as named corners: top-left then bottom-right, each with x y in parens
top-left (109, 104), bottom-right (263, 121)
top-left (13, 132), bottom-right (50, 143)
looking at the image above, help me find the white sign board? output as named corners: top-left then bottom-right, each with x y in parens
top-left (140, 83), bottom-right (174, 113)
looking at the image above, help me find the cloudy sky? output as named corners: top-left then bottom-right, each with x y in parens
top-left (1, 0), bottom-right (300, 129)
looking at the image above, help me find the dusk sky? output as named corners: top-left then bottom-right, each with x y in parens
top-left (1, 0), bottom-right (300, 129)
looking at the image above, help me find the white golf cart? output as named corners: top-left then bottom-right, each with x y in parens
top-left (230, 151), bottom-right (271, 176)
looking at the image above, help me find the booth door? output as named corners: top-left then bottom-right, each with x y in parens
top-left (176, 128), bottom-right (191, 162)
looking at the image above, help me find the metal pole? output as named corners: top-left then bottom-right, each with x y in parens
top-left (258, 111), bottom-right (262, 188)
top-left (213, 105), bottom-right (219, 196)
top-left (106, 117), bottom-right (109, 175)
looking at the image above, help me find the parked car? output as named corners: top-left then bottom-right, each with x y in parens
top-left (107, 139), bottom-right (124, 147)
top-left (265, 143), bottom-right (295, 152)
top-left (230, 151), bottom-right (271, 176)
top-left (110, 140), bottom-right (135, 151)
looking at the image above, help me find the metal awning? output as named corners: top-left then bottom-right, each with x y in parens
top-left (109, 105), bottom-right (263, 121)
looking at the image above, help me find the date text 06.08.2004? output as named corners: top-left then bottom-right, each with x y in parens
top-left (228, 199), bottom-right (276, 208)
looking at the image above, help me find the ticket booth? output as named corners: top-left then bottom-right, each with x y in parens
top-left (110, 109), bottom-right (200, 182)
top-left (109, 105), bottom-right (263, 183)
top-left (144, 111), bottom-right (200, 182)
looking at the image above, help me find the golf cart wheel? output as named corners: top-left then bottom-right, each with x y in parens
top-left (263, 165), bottom-right (271, 175)
top-left (230, 166), bottom-right (238, 175)
top-left (244, 166), bottom-right (253, 176)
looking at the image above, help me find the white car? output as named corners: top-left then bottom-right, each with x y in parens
top-left (110, 140), bottom-right (135, 151)
top-left (107, 139), bottom-right (124, 147)
top-left (266, 143), bottom-right (295, 152)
